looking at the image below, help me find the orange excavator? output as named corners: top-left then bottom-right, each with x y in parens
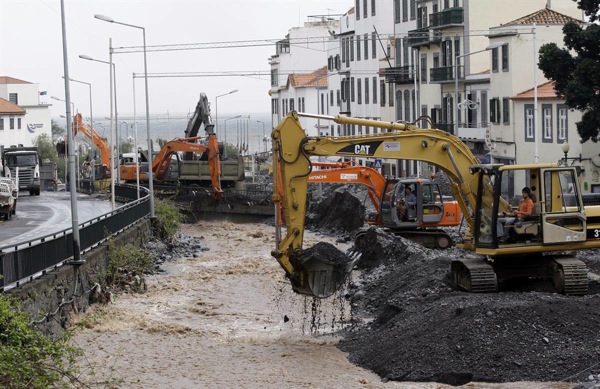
top-left (120, 135), bottom-right (223, 198)
top-left (308, 161), bottom-right (461, 249)
top-left (72, 113), bottom-right (111, 179)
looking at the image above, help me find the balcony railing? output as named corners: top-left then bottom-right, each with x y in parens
top-left (430, 66), bottom-right (453, 82)
top-left (408, 27), bottom-right (442, 47)
top-left (383, 65), bottom-right (415, 84)
top-left (433, 123), bottom-right (454, 134)
top-left (430, 7), bottom-right (464, 29)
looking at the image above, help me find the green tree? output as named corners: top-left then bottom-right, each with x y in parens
top-left (51, 119), bottom-right (65, 139)
top-left (538, 0), bottom-right (600, 142)
top-left (33, 133), bottom-right (59, 162)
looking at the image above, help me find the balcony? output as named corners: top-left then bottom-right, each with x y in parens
top-left (408, 27), bottom-right (442, 47)
top-left (433, 123), bottom-right (454, 134)
top-left (430, 7), bottom-right (464, 29)
top-left (383, 65), bottom-right (415, 84)
top-left (430, 65), bottom-right (463, 83)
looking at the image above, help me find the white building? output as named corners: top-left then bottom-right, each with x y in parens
top-left (269, 15), bottom-right (340, 135)
top-left (0, 76), bottom-right (52, 148)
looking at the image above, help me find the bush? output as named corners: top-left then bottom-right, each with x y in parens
top-left (0, 296), bottom-right (82, 388)
top-left (153, 198), bottom-right (183, 241)
top-left (107, 243), bottom-right (154, 293)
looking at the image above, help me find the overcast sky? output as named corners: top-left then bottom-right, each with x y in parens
top-left (1, 0), bottom-right (350, 119)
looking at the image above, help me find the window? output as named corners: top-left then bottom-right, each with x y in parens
top-left (9, 93), bottom-right (18, 104)
top-left (501, 44), bottom-right (509, 71)
top-left (351, 77), bottom-right (355, 102)
top-left (350, 36), bottom-right (355, 61)
top-left (328, 56), bottom-right (333, 71)
top-left (365, 78), bottom-right (370, 104)
top-left (502, 97), bottom-right (510, 124)
top-left (394, 0), bottom-right (401, 23)
top-left (364, 33), bottom-right (369, 60)
top-left (402, 0), bottom-right (408, 21)
top-left (9, 118), bottom-right (15, 130)
top-left (357, 78), bottom-right (362, 104)
top-left (357, 36), bottom-right (361, 61)
top-left (342, 38), bottom-right (347, 64)
top-left (492, 48), bottom-right (499, 72)
top-left (372, 32), bottom-right (377, 58)
top-left (442, 40), bottom-right (453, 67)
top-left (17, 118), bottom-right (21, 130)
top-left (525, 104), bottom-right (534, 141)
top-left (395, 38), bottom-right (402, 66)
top-left (421, 106), bottom-right (429, 128)
top-left (420, 54), bottom-right (427, 83)
top-left (557, 105), bottom-right (568, 141)
top-left (372, 77), bottom-right (377, 104)
top-left (396, 90), bottom-right (403, 120)
top-left (403, 39), bottom-right (409, 66)
top-left (0, 118), bottom-right (3, 130)
top-left (337, 90), bottom-right (341, 106)
top-left (356, 0), bottom-right (360, 19)
top-left (372, 0), bottom-right (376, 15)
top-left (380, 80), bottom-right (386, 107)
top-left (490, 98), bottom-right (500, 124)
top-left (410, 0), bottom-right (416, 20)
top-left (363, 0), bottom-right (367, 18)
top-left (481, 91), bottom-right (488, 126)
top-left (271, 69), bottom-right (278, 86)
top-left (389, 83), bottom-right (394, 107)
top-left (271, 98), bottom-right (278, 114)
top-left (418, 6), bottom-right (428, 28)
top-left (330, 90), bottom-right (334, 106)
top-left (542, 104), bottom-right (553, 142)
top-left (289, 98), bottom-right (295, 112)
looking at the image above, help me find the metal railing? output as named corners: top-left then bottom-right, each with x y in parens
top-left (0, 184), bottom-right (150, 291)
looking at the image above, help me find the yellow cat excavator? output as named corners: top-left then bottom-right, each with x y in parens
top-left (272, 111), bottom-right (600, 298)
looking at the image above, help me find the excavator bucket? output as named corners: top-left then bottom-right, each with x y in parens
top-left (289, 243), bottom-right (360, 298)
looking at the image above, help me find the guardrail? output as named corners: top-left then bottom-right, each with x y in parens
top-left (0, 184), bottom-right (150, 291)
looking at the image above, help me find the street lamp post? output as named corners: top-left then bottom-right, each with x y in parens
top-left (79, 54), bottom-right (119, 183)
top-left (215, 89), bottom-right (239, 141)
top-left (224, 115), bottom-right (241, 158)
top-left (67, 77), bottom-right (95, 185)
top-left (95, 14), bottom-right (154, 218)
top-left (454, 43), bottom-right (505, 135)
top-left (57, 0), bottom-right (81, 263)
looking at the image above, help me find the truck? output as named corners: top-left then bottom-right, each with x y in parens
top-left (271, 111), bottom-right (600, 298)
top-left (40, 159), bottom-right (58, 191)
top-left (119, 92), bottom-right (244, 190)
top-left (308, 161), bottom-right (461, 249)
top-left (2, 146), bottom-right (40, 196)
top-left (0, 160), bottom-right (18, 220)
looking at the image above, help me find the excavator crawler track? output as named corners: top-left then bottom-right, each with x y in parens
top-left (552, 257), bottom-right (588, 296)
top-left (452, 258), bottom-right (498, 293)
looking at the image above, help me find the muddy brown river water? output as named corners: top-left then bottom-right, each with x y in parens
top-left (71, 221), bottom-right (576, 388)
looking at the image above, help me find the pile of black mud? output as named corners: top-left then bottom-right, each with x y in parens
top-left (338, 227), bottom-right (600, 385)
top-left (145, 233), bottom-right (209, 269)
top-left (306, 189), bottom-right (366, 235)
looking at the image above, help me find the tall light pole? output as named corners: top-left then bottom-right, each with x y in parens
top-left (215, 89), bottom-right (239, 140)
top-left (454, 42), bottom-right (505, 135)
top-left (79, 54), bottom-right (119, 183)
top-left (57, 0), bottom-right (81, 264)
top-left (67, 77), bottom-right (95, 185)
top-left (224, 115), bottom-right (241, 158)
top-left (95, 14), bottom-right (154, 218)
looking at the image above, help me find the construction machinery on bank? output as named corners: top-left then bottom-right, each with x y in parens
top-left (272, 111), bottom-right (600, 298)
top-left (119, 93), bottom-right (244, 194)
top-left (308, 161), bottom-right (461, 249)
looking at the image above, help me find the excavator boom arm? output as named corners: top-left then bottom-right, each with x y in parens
top-left (72, 113), bottom-right (111, 168)
top-left (272, 111), bottom-right (511, 297)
